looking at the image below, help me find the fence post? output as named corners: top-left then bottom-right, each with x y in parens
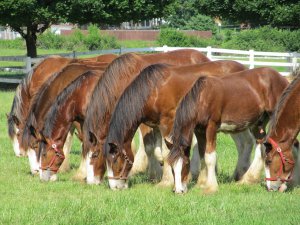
top-left (206, 46), bottom-right (212, 60)
top-left (119, 47), bottom-right (123, 55)
top-left (162, 45), bottom-right (168, 52)
top-left (292, 52), bottom-right (298, 71)
top-left (249, 49), bottom-right (254, 69)
top-left (25, 57), bottom-right (31, 73)
top-left (72, 51), bottom-right (76, 58)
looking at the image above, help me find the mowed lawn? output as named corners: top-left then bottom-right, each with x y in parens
top-left (0, 90), bottom-right (300, 225)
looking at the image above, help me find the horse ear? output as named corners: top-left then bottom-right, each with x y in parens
top-left (89, 131), bottom-right (98, 146)
top-left (164, 138), bottom-right (173, 149)
top-left (293, 139), bottom-right (299, 152)
top-left (38, 131), bottom-right (47, 143)
top-left (263, 141), bottom-right (272, 154)
top-left (29, 125), bottom-right (39, 139)
top-left (12, 115), bottom-right (20, 126)
top-left (75, 131), bottom-right (83, 141)
top-left (108, 142), bottom-right (119, 155)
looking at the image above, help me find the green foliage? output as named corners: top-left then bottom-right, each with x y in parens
top-left (184, 14), bottom-right (218, 34)
top-left (157, 29), bottom-right (214, 47)
top-left (197, 0), bottom-right (300, 28)
top-left (37, 25), bottom-right (120, 51)
top-left (221, 26), bottom-right (300, 52)
top-left (37, 31), bottom-right (66, 50)
top-left (165, 0), bottom-right (217, 33)
top-left (0, 38), bottom-right (25, 49)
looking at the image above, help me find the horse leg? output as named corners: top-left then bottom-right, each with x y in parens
top-left (230, 129), bottom-right (255, 181)
top-left (142, 127), bottom-right (162, 181)
top-left (292, 142), bottom-right (300, 185)
top-left (157, 137), bottom-right (174, 187)
top-left (72, 144), bottom-right (87, 181)
top-left (203, 121), bottom-right (218, 194)
top-left (58, 128), bottom-right (74, 173)
top-left (129, 127), bottom-right (148, 176)
top-left (239, 142), bottom-right (264, 184)
top-left (190, 135), bottom-right (200, 180)
top-left (194, 129), bottom-right (207, 188)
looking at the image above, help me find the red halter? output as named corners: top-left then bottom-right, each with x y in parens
top-left (40, 143), bottom-right (65, 173)
top-left (107, 149), bottom-right (133, 180)
top-left (265, 137), bottom-right (295, 183)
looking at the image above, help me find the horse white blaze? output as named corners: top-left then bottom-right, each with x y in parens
top-left (27, 148), bottom-right (39, 174)
top-left (13, 134), bottom-right (21, 156)
top-left (205, 151), bottom-right (218, 191)
top-left (106, 161), bottom-right (128, 190)
top-left (173, 157), bottom-right (187, 193)
top-left (86, 151), bottom-right (100, 185)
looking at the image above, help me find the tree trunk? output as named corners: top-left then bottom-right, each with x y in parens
top-left (25, 33), bottom-right (37, 58)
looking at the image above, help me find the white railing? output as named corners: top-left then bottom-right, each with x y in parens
top-left (1, 46), bottom-right (299, 77)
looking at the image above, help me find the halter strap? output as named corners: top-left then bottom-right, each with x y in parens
top-left (107, 149), bottom-right (133, 180)
top-left (40, 143), bottom-right (65, 173)
top-left (265, 137), bottom-right (295, 183)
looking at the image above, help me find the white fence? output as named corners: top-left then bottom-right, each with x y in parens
top-left (1, 46), bottom-right (300, 77)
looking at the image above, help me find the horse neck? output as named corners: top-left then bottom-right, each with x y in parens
top-left (49, 78), bottom-right (100, 145)
top-left (269, 82), bottom-right (300, 147)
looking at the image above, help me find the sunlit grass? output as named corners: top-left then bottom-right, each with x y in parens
top-left (1, 90), bottom-right (300, 224)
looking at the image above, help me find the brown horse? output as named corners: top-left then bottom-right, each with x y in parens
top-left (7, 56), bottom-right (73, 157)
top-left (168, 67), bottom-right (289, 194)
top-left (263, 69), bottom-right (300, 192)
top-left (21, 60), bottom-right (113, 175)
top-left (7, 54), bottom-right (117, 158)
top-left (82, 49), bottom-right (210, 188)
top-left (33, 70), bottom-right (104, 181)
top-left (104, 60), bottom-right (248, 190)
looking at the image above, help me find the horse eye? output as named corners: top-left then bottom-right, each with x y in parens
top-left (264, 142), bottom-right (272, 154)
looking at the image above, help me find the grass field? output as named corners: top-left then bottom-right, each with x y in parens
top-left (1, 90), bottom-right (300, 225)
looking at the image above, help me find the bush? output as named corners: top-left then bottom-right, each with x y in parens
top-left (184, 14), bottom-right (218, 34)
top-left (221, 26), bottom-right (300, 52)
top-left (0, 38), bottom-right (25, 49)
top-left (37, 25), bottom-right (120, 51)
top-left (37, 31), bottom-right (66, 49)
top-left (157, 29), bottom-right (215, 47)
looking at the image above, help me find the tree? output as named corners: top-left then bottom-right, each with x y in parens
top-left (0, 0), bottom-right (68, 57)
top-left (196, 0), bottom-right (300, 28)
top-left (0, 0), bottom-right (174, 57)
top-left (164, 0), bottom-right (217, 33)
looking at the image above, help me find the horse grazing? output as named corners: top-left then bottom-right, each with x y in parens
top-left (263, 69), bottom-right (300, 192)
top-left (34, 70), bottom-right (104, 181)
top-left (7, 56), bottom-right (73, 157)
top-left (21, 61), bottom-right (112, 175)
top-left (168, 67), bottom-right (289, 194)
top-left (7, 54), bottom-right (117, 157)
top-left (104, 60), bottom-right (248, 190)
top-left (82, 49), bottom-right (210, 188)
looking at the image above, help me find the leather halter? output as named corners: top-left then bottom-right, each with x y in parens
top-left (265, 137), bottom-right (295, 183)
top-left (107, 149), bottom-right (133, 180)
top-left (40, 143), bottom-right (65, 173)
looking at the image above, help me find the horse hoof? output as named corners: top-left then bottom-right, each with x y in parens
top-left (202, 186), bottom-right (218, 195)
top-left (156, 180), bottom-right (174, 187)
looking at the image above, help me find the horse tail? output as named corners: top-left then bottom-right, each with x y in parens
top-left (168, 76), bottom-right (207, 165)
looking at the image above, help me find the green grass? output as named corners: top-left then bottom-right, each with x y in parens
top-left (1, 90), bottom-right (300, 225)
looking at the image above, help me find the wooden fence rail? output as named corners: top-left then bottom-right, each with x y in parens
top-left (0, 46), bottom-right (299, 86)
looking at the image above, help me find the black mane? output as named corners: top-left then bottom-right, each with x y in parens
top-left (104, 64), bottom-right (169, 155)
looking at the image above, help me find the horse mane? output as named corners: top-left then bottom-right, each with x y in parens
top-left (21, 69), bottom-right (62, 149)
top-left (104, 64), bottom-right (169, 156)
top-left (83, 53), bottom-right (144, 149)
top-left (168, 77), bottom-right (207, 165)
top-left (7, 56), bottom-right (64, 138)
top-left (8, 57), bottom-right (55, 138)
top-left (268, 68), bottom-right (300, 136)
top-left (42, 71), bottom-right (97, 138)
